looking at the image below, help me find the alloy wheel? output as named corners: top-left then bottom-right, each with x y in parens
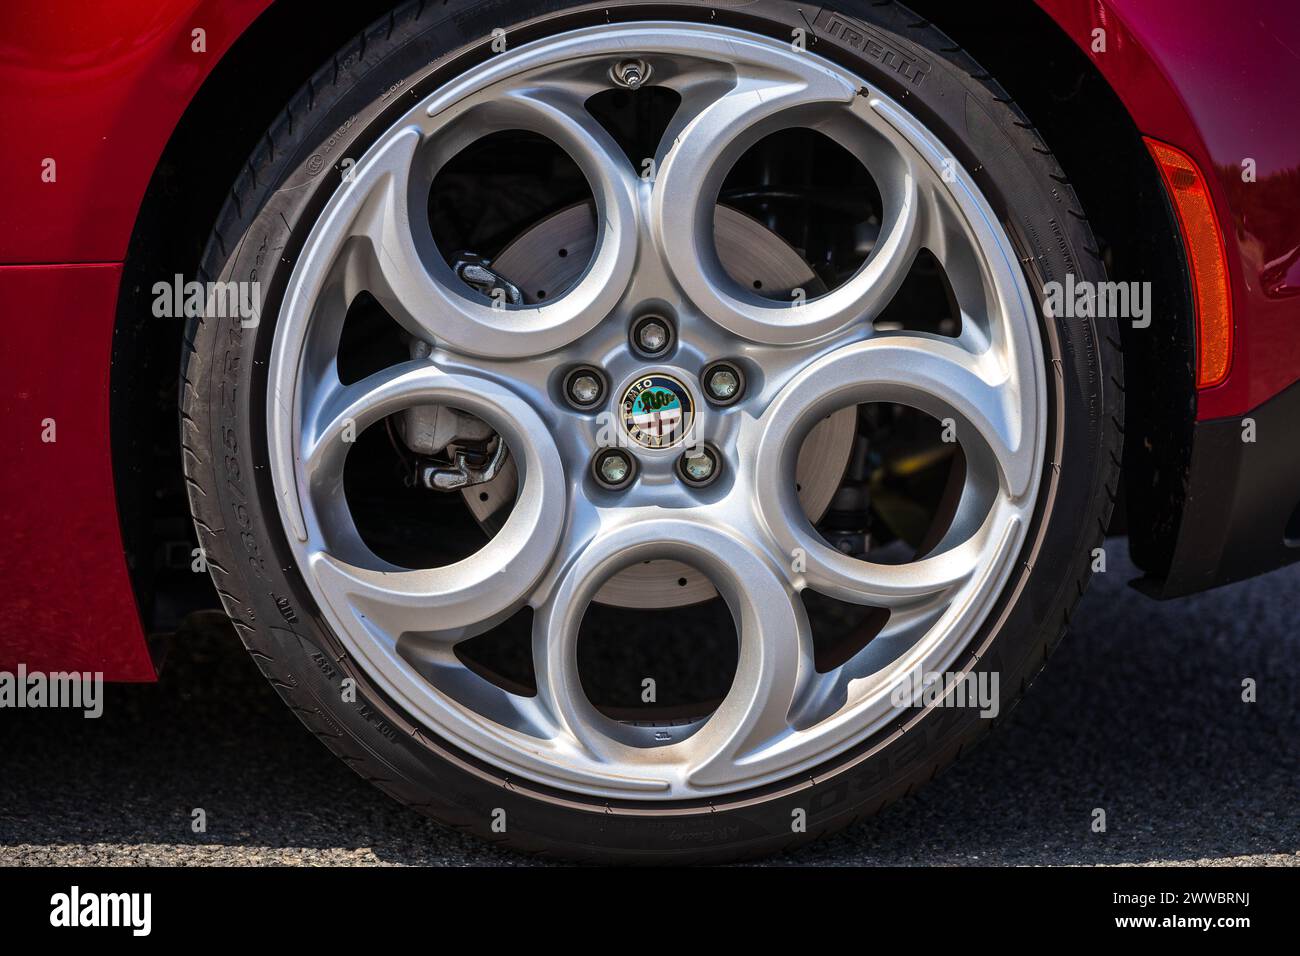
top-left (266, 23), bottom-right (1046, 801)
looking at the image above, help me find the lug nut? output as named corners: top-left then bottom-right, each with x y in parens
top-left (593, 448), bottom-right (635, 489)
top-left (677, 446), bottom-right (720, 487)
top-left (632, 315), bottom-right (672, 356)
top-left (572, 375), bottom-right (600, 403)
top-left (600, 454), bottom-right (630, 484)
top-left (612, 59), bottom-right (651, 90)
top-left (683, 453), bottom-right (714, 481)
top-left (563, 366), bottom-right (605, 409)
top-left (639, 321), bottom-right (667, 351)
top-left (702, 361), bottom-right (745, 406)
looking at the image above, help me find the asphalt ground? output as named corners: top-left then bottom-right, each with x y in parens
top-left (1, 545), bottom-right (1296, 866)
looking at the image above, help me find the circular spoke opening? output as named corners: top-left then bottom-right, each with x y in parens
top-left (790, 401), bottom-right (975, 697)
top-left (578, 581), bottom-right (737, 733)
top-left (429, 128), bottom-right (595, 305)
top-left (717, 127), bottom-right (882, 299)
top-left (342, 408), bottom-right (517, 569)
top-left (804, 401), bottom-right (972, 567)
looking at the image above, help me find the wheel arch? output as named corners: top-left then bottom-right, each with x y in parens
top-left (110, 0), bottom-right (405, 634)
top-left (905, 0), bottom-right (1198, 585)
top-left (111, 0), bottom-right (1202, 633)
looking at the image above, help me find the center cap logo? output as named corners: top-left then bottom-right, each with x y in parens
top-left (621, 373), bottom-right (695, 449)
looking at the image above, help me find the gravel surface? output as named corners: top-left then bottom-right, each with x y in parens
top-left (1, 545), bottom-right (1296, 866)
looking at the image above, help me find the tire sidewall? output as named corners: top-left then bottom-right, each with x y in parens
top-left (192, 0), bottom-right (1113, 861)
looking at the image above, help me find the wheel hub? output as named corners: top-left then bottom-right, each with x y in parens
top-left (474, 201), bottom-right (858, 608)
top-left (620, 373), bottom-right (695, 449)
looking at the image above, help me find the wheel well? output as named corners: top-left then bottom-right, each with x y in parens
top-left (111, 0), bottom-right (1196, 634)
top-left (905, 0), bottom-right (1197, 572)
top-left (110, 0), bottom-right (406, 633)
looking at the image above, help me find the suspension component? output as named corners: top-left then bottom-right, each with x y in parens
top-left (420, 438), bottom-right (508, 491)
top-left (818, 429), bottom-right (873, 557)
top-left (453, 252), bottom-right (523, 305)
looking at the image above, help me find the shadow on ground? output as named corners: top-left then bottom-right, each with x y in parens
top-left (1, 545), bottom-right (1296, 866)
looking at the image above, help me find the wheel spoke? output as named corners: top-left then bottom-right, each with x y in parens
top-left (683, 567), bottom-right (815, 790)
top-left (754, 334), bottom-right (1035, 607)
top-left (293, 92), bottom-right (638, 359)
top-left (307, 551), bottom-right (503, 644)
top-left (532, 517), bottom-right (815, 788)
top-left (652, 61), bottom-right (923, 343)
top-left (530, 585), bottom-right (622, 770)
top-left (760, 333), bottom-right (1032, 499)
top-left (300, 359), bottom-right (426, 490)
top-left (295, 362), bottom-right (566, 639)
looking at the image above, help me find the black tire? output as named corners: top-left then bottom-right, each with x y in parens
top-left (181, 0), bottom-right (1123, 863)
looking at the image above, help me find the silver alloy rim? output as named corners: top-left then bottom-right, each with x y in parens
top-left (267, 23), bottom-right (1046, 800)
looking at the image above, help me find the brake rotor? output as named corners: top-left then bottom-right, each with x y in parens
top-left (466, 202), bottom-right (858, 608)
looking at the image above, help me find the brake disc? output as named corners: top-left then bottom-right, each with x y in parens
top-left (465, 202), bottom-right (857, 608)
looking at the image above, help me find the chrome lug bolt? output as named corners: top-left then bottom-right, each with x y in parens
top-left (677, 446), bottom-right (720, 487)
top-left (593, 449), bottom-right (634, 489)
top-left (632, 315), bottom-right (672, 356)
top-left (702, 361), bottom-right (745, 406)
top-left (638, 321), bottom-right (667, 352)
top-left (564, 366), bottom-right (605, 409)
top-left (571, 375), bottom-right (600, 403)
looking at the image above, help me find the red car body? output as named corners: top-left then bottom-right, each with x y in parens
top-left (1, 0), bottom-right (1298, 679)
